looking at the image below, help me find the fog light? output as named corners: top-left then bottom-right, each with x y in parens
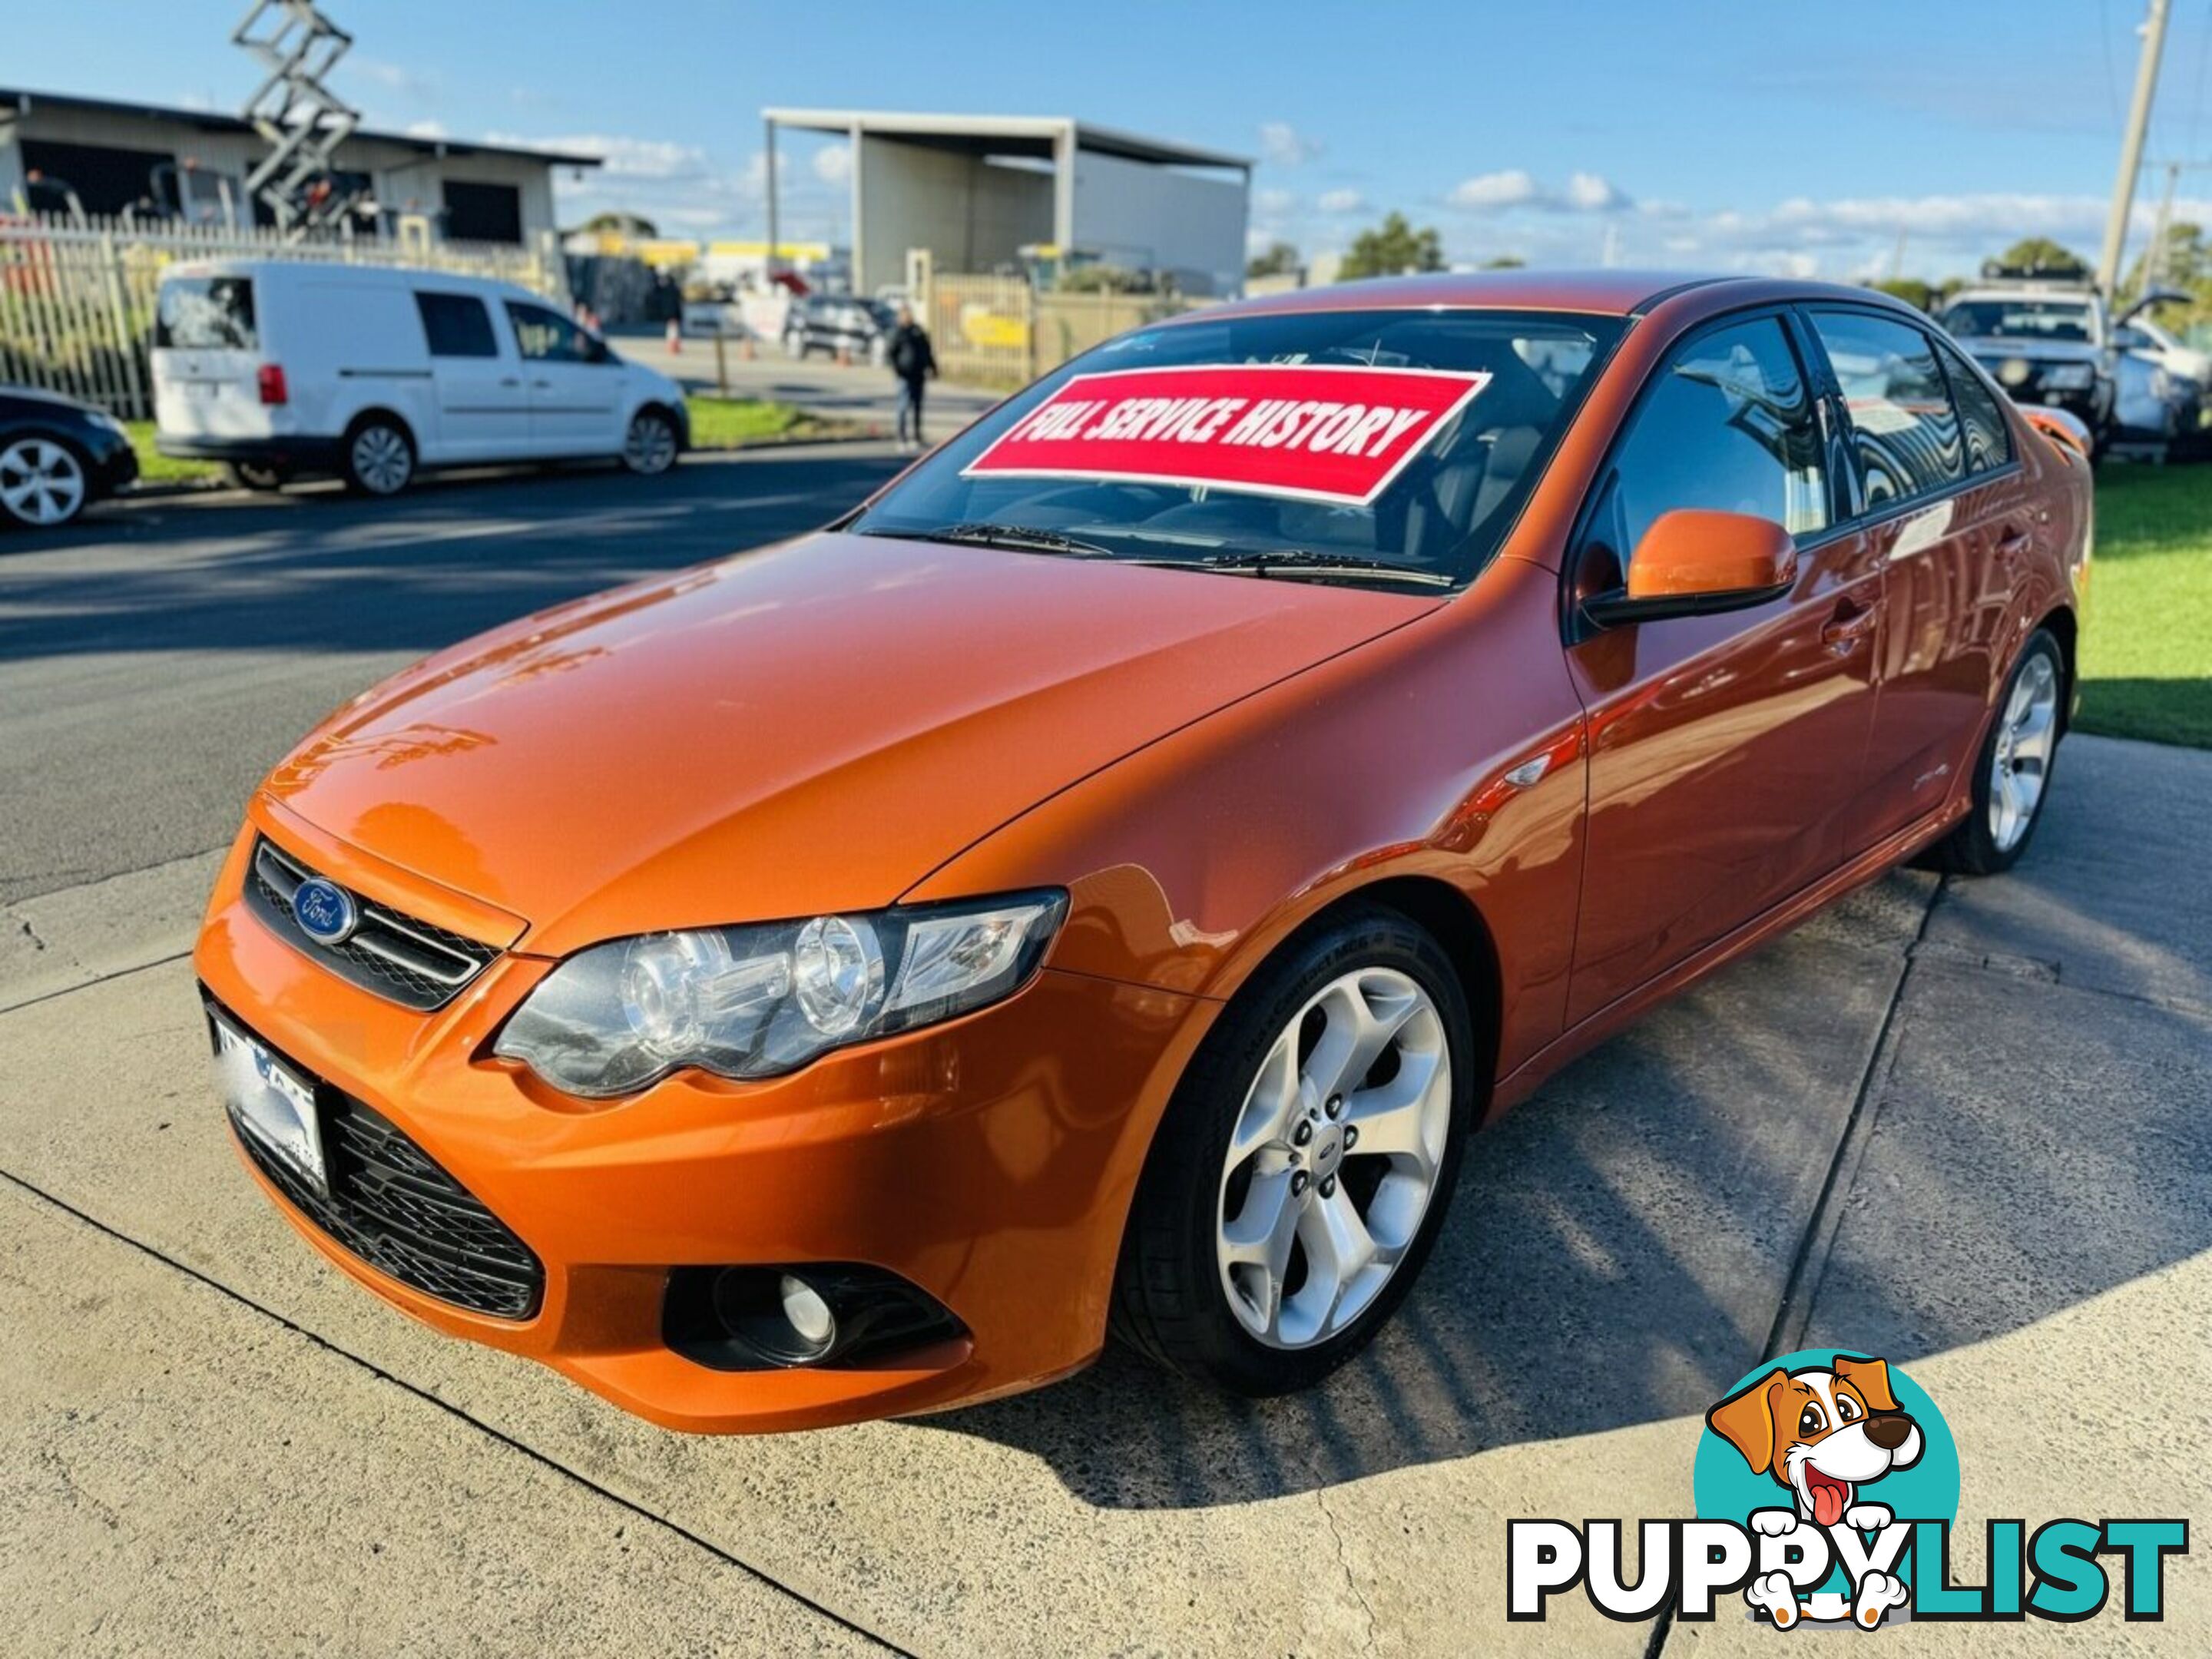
top-left (780, 1273), bottom-right (836, 1349)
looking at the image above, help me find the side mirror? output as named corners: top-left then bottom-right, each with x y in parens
top-left (584, 333), bottom-right (612, 363)
top-left (1583, 509), bottom-right (1797, 628)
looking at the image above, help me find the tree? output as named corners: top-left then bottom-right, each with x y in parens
top-left (1247, 240), bottom-right (1300, 280)
top-left (2126, 220), bottom-right (2209, 295)
top-left (1480, 254), bottom-right (1526, 270)
top-left (1337, 212), bottom-right (1445, 280)
top-left (581, 210), bottom-right (659, 238)
top-left (1867, 276), bottom-right (1934, 313)
top-left (1988, 237), bottom-right (2089, 280)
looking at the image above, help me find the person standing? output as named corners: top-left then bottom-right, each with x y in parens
top-left (888, 305), bottom-right (938, 452)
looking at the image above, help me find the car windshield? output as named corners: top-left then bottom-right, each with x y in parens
top-left (849, 307), bottom-right (1624, 588)
top-left (1941, 299), bottom-right (2095, 344)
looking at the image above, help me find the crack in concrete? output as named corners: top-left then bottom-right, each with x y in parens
top-left (0, 1165), bottom-right (916, 1658)
top-left (1316, 1485), bottom-right (1379, 1654)
top-left (0, 951), bottom-right (193, 1018)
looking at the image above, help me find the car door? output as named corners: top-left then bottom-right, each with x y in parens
top-left (504, 299), bottom-right (624, 456)
top-left (1561, 311), bottom-right (1883, 1025)
top-left (415, 290), bottom-right (528, 462)
top-left (1803, 309), bottom-right (2026, 853)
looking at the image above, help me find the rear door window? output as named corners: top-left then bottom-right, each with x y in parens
top-left (416, 291), bottom-right (501, 359)
top-left (155, 276), bottom-right (257, 350)
top-left (1936, 342), bottom-right (2013, 473)
top-left (1807, 310), bottom-right (1968, 508)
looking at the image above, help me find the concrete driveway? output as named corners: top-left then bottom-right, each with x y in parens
top-left (2, 462), bottom-right (2204, 1654)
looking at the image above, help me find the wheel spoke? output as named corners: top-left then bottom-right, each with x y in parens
top-left (1306, 975), bottom-right (1420, 1102)
top-left (1227, 1031), bottom-right (1302, 1162)
top-left (1345, 1050), bottom-right (1445, 1176)
top-left (1294, 1186), bottom-right (1379, 1334)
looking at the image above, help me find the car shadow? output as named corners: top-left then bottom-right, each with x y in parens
top-left (911, 838), bottom-right (2212, 1508)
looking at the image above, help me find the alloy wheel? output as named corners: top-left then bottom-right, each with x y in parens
top-left (1989, 650), bottom-right (2058, 853)
top-left (350, 426), bottom-right (412, 495)
top-left (1214, 966), bottom-right (1454, 1349)
top-left (0, 438), bottom-right (87, 525)
top-left (624, 412), bottom-right (677, 475)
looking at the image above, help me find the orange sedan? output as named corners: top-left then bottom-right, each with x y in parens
top-left (195, 272), bottom-right (2088, 1430)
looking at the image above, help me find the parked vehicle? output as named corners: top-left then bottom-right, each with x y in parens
top-left (197, 271), bottom-right (2089, 1431)
top-left (1938, 275), bottom-right (2192, 459)
top-left (0, 385), bottom-right (138, 527)
top-left (2111, 329), bottom-right (2208, 460)
top-left (152, 262), bottom-right (689, 496)
top-left (783, 293), bottom-right (892, 364)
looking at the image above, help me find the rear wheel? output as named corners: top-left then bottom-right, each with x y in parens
top-left (0, 435), bottom-right (88, 527)
top-left (343, 418), bottom-right (414, 497)
top-left (223, 460), bottom-right (286, 492)
top-left (1929, 628), bottom-right (2064, 876)
top-left (621, 408), bottom-right (679, 475)
top-left (1113, 905), bottom-right (1475, 1395)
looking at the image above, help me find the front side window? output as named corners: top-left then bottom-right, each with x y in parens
top-left (506, 302), bottom-right (598, 363)
top-left (417, 292), bottom-right (499, 359)
top-left (848, 308), bottom-right (1624, 588)
top-left (1810, 311), bottom-right (1967, 507)
top-left (155, 276), bottom-right (257, 350)
top-left (1600, 316), bottom-right (1829, 564)
top-left (1937, 342), bottom-right (2013, 474)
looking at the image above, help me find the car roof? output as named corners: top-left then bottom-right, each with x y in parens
top-left (1177, 269), bottom-right (1927, 324)
top-left (160, 260), bottom-right (535, 301)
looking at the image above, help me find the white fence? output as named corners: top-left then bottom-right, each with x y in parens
top-left (0, 214), bottom-right (566, 419)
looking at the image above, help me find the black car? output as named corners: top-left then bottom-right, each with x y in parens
top-left (0, 386), bottom-right (140, 528)
top-left (782, 294), bottom-right (894, 364)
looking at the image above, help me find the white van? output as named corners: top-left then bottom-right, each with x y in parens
top-left (153, 262), bottom-right (689, 495)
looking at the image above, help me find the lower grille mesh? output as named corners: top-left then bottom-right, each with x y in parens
top-left (224, 1034), bottom-right (544, 1319)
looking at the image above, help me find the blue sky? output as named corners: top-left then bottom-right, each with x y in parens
top-left (13, 0), bottom-right (2212, 279)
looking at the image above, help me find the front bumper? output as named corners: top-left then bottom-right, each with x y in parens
top-left (193, 809), bottom-right (1210, 1432)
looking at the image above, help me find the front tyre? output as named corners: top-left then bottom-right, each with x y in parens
top-left (343, 418), bottom-right (415, 497)
top-left (1113, 905), bottom-right (1475, 1395)
top-left (1929, 627), bottom-right (2064, 876)
top-left (621, 408), bottom-right (679, 475)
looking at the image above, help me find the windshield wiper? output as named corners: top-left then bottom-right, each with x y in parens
top-left (1134, 548), bottom-right (1456, 588)
top-left (859, 522), bottom-right (1118, 558)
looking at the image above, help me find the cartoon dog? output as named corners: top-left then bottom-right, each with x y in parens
top-left (1707, 1356), bottom-right (1925, 1628)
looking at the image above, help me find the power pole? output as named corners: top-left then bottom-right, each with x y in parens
top-left (2098, 0), bottom-right (2172, 298)
top-left (2144, 161), bottom-right (2181, 292)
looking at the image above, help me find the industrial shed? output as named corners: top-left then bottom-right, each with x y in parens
top-left (763, 108), bottom-right (1251, 296)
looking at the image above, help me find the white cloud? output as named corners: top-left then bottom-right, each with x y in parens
top-left (1258, 121), bottom-right (1322, 166)
top-left (402, 118), bottom-right (449, 141)
top-left (1317, 188), bottom-right (1367, 214)
top-left (811, 143), bottom-right (852, 187)
top-left (349, 58), bottom-right (439, 102)
top-left (488, 131), bottom-right (713, 182)
top-left (1564, 171), bottom-right (1630, 212)
top-left (1449, 170), bottom-right (1543, 210)
top-left (1254, 187), bottom-right (1297, 217)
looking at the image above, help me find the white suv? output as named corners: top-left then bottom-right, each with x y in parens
top-left (153, 261), bottom-right (688, 495)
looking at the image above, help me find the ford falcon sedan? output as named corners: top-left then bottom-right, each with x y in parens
top-left (195, 270), bottom-right (2089, 1431)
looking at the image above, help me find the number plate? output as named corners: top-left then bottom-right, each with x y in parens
top-left (210, 1009), bottom-right (327, 1193)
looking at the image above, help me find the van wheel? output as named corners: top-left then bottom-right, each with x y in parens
top-left (343, 419), bottom-right (414, 497)
top-left (621, 409), bottom-right (679, 476)
top-left (224, 461), bottom-right (286, 492)
top-left (1929, 628), bottom-right (2065, 876)
top-left (1112, 905), bottom-right (1475, 1395)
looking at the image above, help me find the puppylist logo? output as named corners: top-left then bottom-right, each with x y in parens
top-left (1509, 1350), bottom-right (2188, 1630)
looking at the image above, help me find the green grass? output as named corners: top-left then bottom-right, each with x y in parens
top-left (2079, 465), bottom-right (2212, 749)
top-left (121, 421), bottom-right (220, 485)
top-left (121, 397), bottom-right (850, 494)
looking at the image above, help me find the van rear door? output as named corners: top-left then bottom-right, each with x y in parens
top-left (152, 274), bottom-right (270, 442)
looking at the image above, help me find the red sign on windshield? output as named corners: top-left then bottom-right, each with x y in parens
top-left (961, 363), bottom-right (1492, 505)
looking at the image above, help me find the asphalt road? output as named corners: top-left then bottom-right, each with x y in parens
top-left (0, 446), bottom-right (902, 906)
top-left (1, 462), bottom-right (2205, 1655)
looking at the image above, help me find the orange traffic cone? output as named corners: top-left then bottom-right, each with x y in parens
top-left (665, 318), bottom-right (681, 354)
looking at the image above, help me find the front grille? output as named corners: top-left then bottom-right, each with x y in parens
top-left (220, 1022), bottom-right (545, 1320)
top-left (246, 836), bottom-right (498, 1011)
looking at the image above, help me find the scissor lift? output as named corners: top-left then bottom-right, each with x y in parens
top-left (233, 0), bottom-right (362, 236)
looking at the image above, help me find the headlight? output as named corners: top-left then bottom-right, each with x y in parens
top-left (2043, 364), bottom-right (2094, 391)
top-left (492, 892), bottom-right (1068, 1098)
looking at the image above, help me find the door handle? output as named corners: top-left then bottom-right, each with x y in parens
top-left (499, 376), bottom-right (521, 387)
top-left (1820, 601), bottom-right (1878, 654)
